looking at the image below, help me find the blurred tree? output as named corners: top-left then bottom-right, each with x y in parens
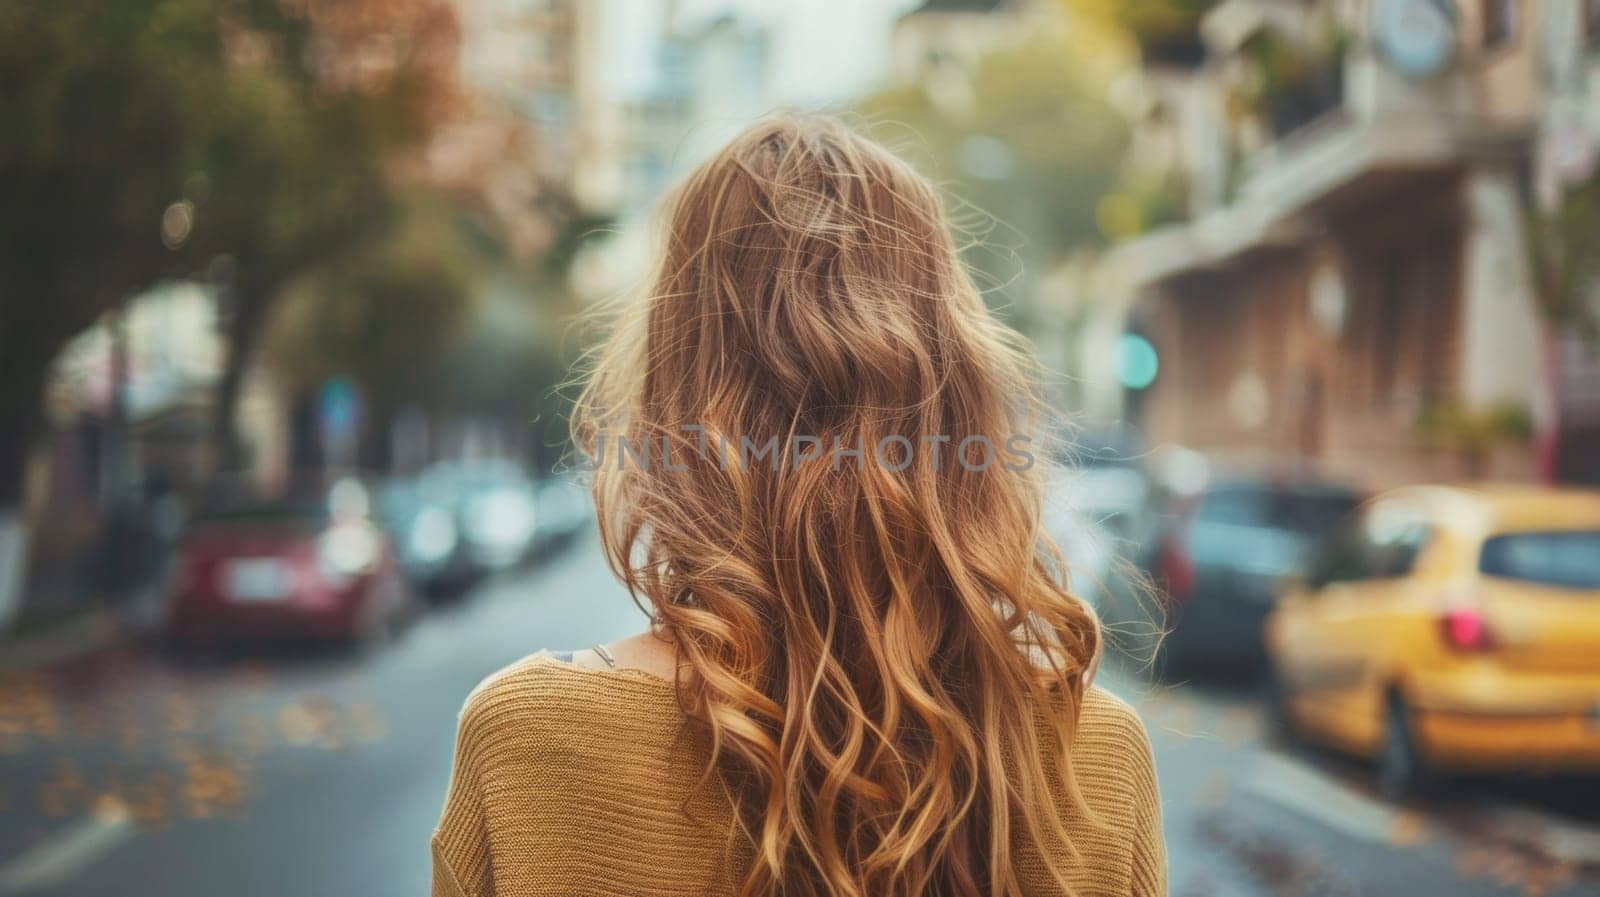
top-left (1528, 174), bottom-right (1600, 347)
top-left (0, 0), bottom-right (472, 487)
top-left (0, 0), bottom-right (217, 508)
top-left (433, 316), bottom-right (572, 474)
top-left (1075, 0), bottom-right (1213, 68)
top-left (1416, 400), bottom-right (1533, 480)
top-left (263, 198), bottom-right (481, 470)
top-left (857, 27), bottom-right (1128, 325)
top-left (1524, 168), bottom-right (1600, 482)
top-left (191, 0), bottom-right (466, 470)
top-left (0, 1), bottom-right (558, 624)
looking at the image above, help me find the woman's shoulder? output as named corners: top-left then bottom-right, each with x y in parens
top-left (453, 658), bottom-right (1156, 777)
top-left (454, 652), bottom-right (681, 755)
top-left (1072, 686), bottom-right (1166, 894)
top-left (1076, 685), bottom-right (1153, 748)
top-left (1069, 685), bottom-right (1160, 794)
top-left (458, 659), bottom-right (1152, 740)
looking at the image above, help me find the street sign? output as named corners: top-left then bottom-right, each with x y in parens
top-left (318, 377), bottom-right (362, 447)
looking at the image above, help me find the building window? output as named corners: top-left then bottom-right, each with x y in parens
top-left (1482, 0), bottom-right (1516, 50)
top-left (1586, 0), bottom-right (1600, 48)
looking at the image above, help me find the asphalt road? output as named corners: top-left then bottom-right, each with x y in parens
top-left (1, 533), bottom-right (1597, 896)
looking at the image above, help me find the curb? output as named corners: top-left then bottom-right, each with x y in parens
top-left (1479, 805), bottom-right (1600, 866)
top-left (0, 609), bottom-right (124, 671)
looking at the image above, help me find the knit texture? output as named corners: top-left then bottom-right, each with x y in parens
top-left (432, 654), bottom-right (1166, 897)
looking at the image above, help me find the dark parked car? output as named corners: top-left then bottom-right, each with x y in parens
top-left (164, 477), bottom-right (413, 649)
top-left (531, 475), bottom-right (592, 553)
top-left (421, 461), bottom-right (540, 573)
top-left (378, 478), bottom-right (480, 597)
top-left (1142, 474), bottom-right (1365, 676)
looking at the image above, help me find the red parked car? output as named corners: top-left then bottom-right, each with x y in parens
top-left (164, 478), bottom-right (413, 649)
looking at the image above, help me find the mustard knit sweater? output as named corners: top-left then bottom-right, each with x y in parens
top-left (432, 654), bottom-right (1166, 897)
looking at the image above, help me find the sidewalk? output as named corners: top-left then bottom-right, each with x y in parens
top-left (0, 589), bottom-right (161, 671)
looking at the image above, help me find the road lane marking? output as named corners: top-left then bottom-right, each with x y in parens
top-left (1241, 752), bottom-right (1420, 845)
top-left (0, 809), bottom-right (135, 894)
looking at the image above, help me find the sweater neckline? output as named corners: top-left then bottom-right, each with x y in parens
top-left (531, 652), bottom-right (680, 689)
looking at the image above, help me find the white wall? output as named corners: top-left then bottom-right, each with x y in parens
top-left (1458, 165), bottom-right (1543, 408)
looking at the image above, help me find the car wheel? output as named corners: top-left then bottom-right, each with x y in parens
top-left (1378, 692), bottom-right (1432, 799)
top-left (1264, 668), bottom-right (1299, 748)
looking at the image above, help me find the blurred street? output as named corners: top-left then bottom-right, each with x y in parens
top-left (2, 532), bottom-right (1597, 897)
top-left (7, 2), bottom-right (1600, 893)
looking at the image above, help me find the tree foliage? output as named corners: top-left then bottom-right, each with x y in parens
top-left (189, 0), bottom-right (464, 466)
top-left (0, 0), bottom-right (222, 501)
top-left (857, 28), bottom-right (1128, 316)
top-left (0, 0), bottom-right (472, 498)
top-left (264, 198), bottom-right (481, 435)
top-left (1075, 0), bottom-right (1213, 67)
top-left (1528, 173), bottom-right (1600, 346)
top-left (1416, 399), bottom-right (1533, 479)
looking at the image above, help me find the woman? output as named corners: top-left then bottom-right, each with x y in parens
top-left (433, 116), bottom-right (1165, 897)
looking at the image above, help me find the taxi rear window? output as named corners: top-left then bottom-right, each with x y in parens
top-left (1479, 531), bottom-right (1600, 590)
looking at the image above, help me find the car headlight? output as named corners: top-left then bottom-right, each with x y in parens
top-left (318, 523), bottom-right (381, 581)
top-left (408, 507), bottom-right (457, 563)
top-left (464, 493), bottom-right (536, 546)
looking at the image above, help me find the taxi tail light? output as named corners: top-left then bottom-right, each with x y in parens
top-left (1439, 605), bottom-right (1495, 652)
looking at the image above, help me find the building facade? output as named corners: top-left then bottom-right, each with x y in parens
top-left (1096, 0), bottom-right (1600, 486)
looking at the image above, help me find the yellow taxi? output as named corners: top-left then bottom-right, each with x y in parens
top-left (1265, 485), bottom-right (1600, 795)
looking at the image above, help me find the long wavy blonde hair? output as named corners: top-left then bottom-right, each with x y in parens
top-left (573, 115), bottom-right (1101, 897)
